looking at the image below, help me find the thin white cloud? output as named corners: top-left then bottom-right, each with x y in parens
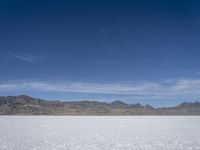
top-left (120, 27), bottom-right (128, 33)
top-left (96, 60), bottom-right (121, 65)
top-left (0, 83), bottom-right (21, 91)
top-left (1, 79), bottom-right (200, 99)
top-left (0, 82), bottom-right (158, 94)
top-left (98, 27), bottom-right (129, 34)
top-left (11, 54), bottom-right (37, 63)
top-left (99, 27), bottom-right (111, 33)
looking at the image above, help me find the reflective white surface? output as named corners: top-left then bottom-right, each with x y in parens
top-left (0, 116), bottom-right (200, 150)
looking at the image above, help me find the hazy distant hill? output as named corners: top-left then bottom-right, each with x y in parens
top-left (0, 95), bottom-right (200, 115)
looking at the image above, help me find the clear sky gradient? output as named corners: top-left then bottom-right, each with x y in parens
top-left (0, 0), bottom-right (200, 106)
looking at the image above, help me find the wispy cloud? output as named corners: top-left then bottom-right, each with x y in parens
top-left (1, 79), bottom-right (200, 99)
top-left (98, 27), bottom-right (128, 34)
top-left (96, 60), bottom-right (121, 65)
top-left (120, 27), bottom-right (128, 33)
top-left (11, 54), bottom-right (38, 63)
top-left (99, 27), bottom-right (111, 33)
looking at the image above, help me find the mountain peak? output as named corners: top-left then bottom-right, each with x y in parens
top-left (17, 95), bottom-right (33, 99)
top-left (110, 100), bottom-right (128, 108)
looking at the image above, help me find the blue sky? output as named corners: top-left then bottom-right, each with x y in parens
top-left (0, 0), bottom-right (200, 106)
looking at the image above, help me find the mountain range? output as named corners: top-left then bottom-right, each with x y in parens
top-left (0, 95), bottom-right (200, 115)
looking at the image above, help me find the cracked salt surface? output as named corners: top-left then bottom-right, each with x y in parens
top-left (0, 116), bottom-right (200, 150)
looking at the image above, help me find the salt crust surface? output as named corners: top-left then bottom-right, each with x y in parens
top-left (0, 116), bottom-right (200, 150)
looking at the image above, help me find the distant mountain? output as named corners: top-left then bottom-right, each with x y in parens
top-left (0, 95), bottom-right (200, 115)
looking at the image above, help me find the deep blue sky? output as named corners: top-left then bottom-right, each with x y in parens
top-left (0, 0), bottom-right (200, 106)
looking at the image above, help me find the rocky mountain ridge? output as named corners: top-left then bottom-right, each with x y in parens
top-left (0, 95), bottom-right (200, 115)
